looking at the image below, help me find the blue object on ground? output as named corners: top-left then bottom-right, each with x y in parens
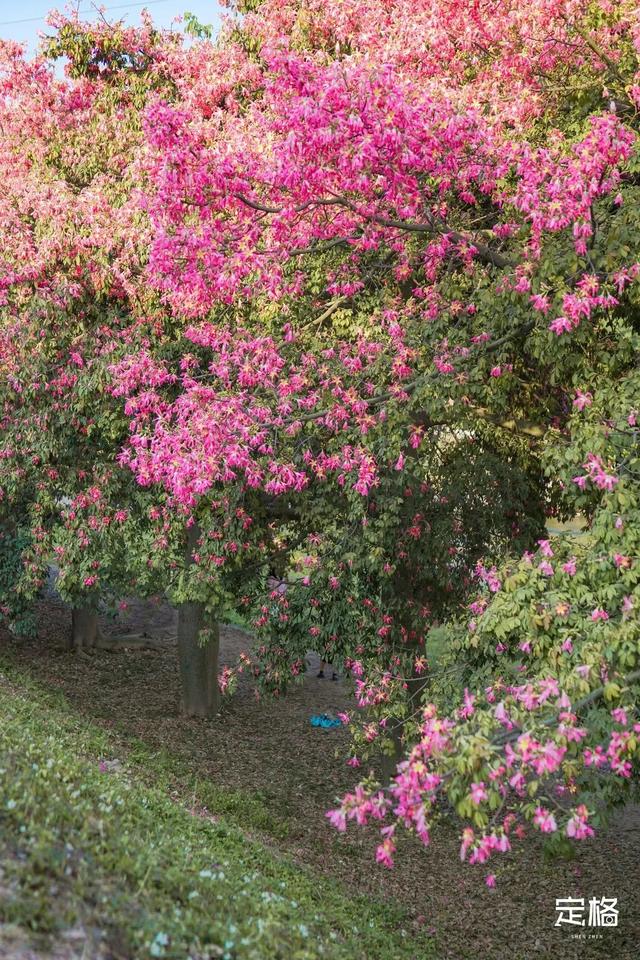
top-left (310, 714), bottom-right (341, 729)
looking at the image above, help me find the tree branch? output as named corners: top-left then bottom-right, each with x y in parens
top-left (495, 669), bottom-right (640, 747)
top-left (234, 193), bottom-right (513, 269)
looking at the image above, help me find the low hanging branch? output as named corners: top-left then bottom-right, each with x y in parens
top-left (495, 669), bottom-right (640, 747)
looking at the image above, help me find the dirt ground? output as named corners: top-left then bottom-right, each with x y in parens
top-left (1, 594), bottom-right (639, 960)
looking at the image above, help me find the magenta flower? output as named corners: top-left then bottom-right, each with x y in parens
top-left (549, 316), bottom-right (573, 335)
top-left (459, 688), bottom-right (475, 718)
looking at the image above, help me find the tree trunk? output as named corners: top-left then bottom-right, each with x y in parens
top-left (70, 606), bottom-right (101, 652)
top-left (177, 604), bottom-right (220, 717)
top-left (177, 524), bottom-right (220, 717)
top-left (378, 666), bottom-right (429, 785)
top-left (379, 722), bottom-right (405, 785)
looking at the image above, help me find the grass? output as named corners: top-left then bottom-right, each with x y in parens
top-left (4, 608), bottom-right (638, 960)
top-left (122, 736), bottom-right (292, 841)
top-left (0, 659), bottom-right (433, 960)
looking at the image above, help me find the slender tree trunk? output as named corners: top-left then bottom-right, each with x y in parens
top-left (70, 606), bottom-right (101, 652)
top-left (378, 663), bottom-right (429, 785)
top-left (177, 525), bottom-right (220, 717)
top-left (379, 722), bottom-right (405, 785)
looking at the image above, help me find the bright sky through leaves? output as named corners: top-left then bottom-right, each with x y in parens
top-left (0, 0), bottom-right (222, 52)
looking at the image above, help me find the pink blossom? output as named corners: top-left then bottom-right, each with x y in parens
top-left (537, 539), bottom-right (554, 558)
top-left (611, 708), bottom-right (628, 725)
top-left (573, 390), bottom-right (593, 411)
top-left (533, 806), bottom-right (557, 833)
top-left (549, 316), bottom-right (573, 335)
top-left (470, 782), bottom-right (488, 805)
top-left (566, 806), bottom-right (594, 840)
top-left (494, 702), bottom-right (512, 728)
top-left (459, 688), bottom-right (475, 719)
top-left (326, 808), bottom-right (347, 832)
top-left (376, 836), bottom-right (396, 868)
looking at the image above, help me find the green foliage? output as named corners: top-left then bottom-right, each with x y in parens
top-left (0, 526), bottom-right (36, 638)
top-left (183, 12), bottom-right (216, 40)
top-left (0, 664), bottom-right (433, 960)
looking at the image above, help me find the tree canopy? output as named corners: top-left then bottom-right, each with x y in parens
top-left (0, 0), bottom-right (639, 879)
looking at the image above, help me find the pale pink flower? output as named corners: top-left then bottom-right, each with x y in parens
top-left (470, 782), bottom-right (488, 805)
top-left (533, 807), bottom-right (557, 833)
top-left (573, 390), bottom-right (593, 411)
top-left (537, 539), bottom-right (554, 558)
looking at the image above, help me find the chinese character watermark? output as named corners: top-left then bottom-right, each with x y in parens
top-left (555, 898), bottom-right (586, 927)
top-left (588, 898), bottom-right (618, 927)
top-left (555, 897), bottom-right (618, 928)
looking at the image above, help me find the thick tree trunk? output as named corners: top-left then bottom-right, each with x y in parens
top-left (177, 606), bottom-right (220, 717)
top-left (70, 606), bottom-right (101, 652)
top-left (177, 524), bottom-right (220, 717)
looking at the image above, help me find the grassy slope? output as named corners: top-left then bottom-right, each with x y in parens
top-left (0, 661), bottom-right (433, 960)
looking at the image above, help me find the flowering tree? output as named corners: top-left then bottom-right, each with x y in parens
top-left (120, 0), bottom-right (640, 870)
top-left (0, 23), bottom-right (154, 643)
top-left (0, 15), bottom-right (241, 713)
top-left (0, 0), bottom-right (639, 869)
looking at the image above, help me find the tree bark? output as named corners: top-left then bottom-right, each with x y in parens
top-left (70, 606), bottom-right (102, 652)
top-left (177, 524), bottom-right (220, 717)
top-left (379, 722), bottom-right (405, 785)
top-left (177, 604), bottom-right (220, 717)
top-left (378, 665), bottom-right (429, 785)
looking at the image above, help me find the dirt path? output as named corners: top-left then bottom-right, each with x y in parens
top-left (2, 595), bottom-right (639, 960)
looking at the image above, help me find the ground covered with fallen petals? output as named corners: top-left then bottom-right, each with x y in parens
top-left (1, 596), bottom-right (638, 960)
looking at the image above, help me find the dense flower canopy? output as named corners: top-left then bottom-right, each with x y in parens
top-left (0, 0), bottom-right (639, 877)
